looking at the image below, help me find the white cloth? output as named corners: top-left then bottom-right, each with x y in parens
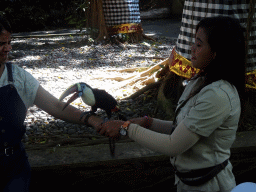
top-left (176, 0), bottom-right (256, 71)
top-left (0, 63), bottom-right (39, 110)
top-left (102, 0), bottom-right (141, 26)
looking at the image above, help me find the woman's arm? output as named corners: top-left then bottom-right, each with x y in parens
top-left (94, 116), bottom-right (200, 157)
top-left (150, 118), bottom-right (174, 134)
top-left (33, 84), bottom-right (198, 157)
top-left (128, 120), bottom-right (200, 157)
top-left (129, 116), bottom-right (174, 134)
top-left (34, 85), bottom-right (86, 124)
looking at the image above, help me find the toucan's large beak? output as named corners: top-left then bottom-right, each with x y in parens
top-left (59, 83), bottom-right (82, 111)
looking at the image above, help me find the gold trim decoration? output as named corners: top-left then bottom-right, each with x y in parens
top-left (169, 49), bottom-right (256, 89)
top-left (107, 23), bottom-right (142, 34)
top-left (169, 48), bottom-right (200, 79)
top-left (246, 70), bottom-right (256, 89)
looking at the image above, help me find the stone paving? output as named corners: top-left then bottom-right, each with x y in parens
top-left (9, 34), bottom-right (176, 146)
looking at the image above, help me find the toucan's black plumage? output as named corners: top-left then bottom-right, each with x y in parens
top-left (90, 88), bottom-right (118, 119)
top-left (59, 82), bottom-right (120, 119)
top-left (59, 82), bottom-right (127, 158)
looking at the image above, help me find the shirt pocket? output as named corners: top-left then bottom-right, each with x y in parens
top-left (177, 97), bottom-right (197, 124)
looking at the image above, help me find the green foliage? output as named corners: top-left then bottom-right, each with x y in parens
top-left (1, 0), bottom-right (77, 32)
top-left (0, 11), bottom-right (5, 17)
top-left (65, 0), bottom-right (89, 32)
top-left (1, 1), bottom-right (48, 31)
top-left (120, 34), bottom-right (130, 42)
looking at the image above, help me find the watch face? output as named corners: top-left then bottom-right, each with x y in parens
top-left (120, 128), bottom-right (127, 136)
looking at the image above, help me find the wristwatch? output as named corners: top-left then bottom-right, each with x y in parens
top-left (120, 121), bottom-right (131, 136)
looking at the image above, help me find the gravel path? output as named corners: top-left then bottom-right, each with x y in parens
top-left (9, 34), bottom-right (176, 146)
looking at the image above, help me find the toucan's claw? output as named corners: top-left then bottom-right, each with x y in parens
top-left (79, 111), bottom-right (91, 121)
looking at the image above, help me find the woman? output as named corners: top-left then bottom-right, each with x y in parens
top-left (89, 16), bottom-right (245, 191)
top-left (0, 16), bottom-right (90, 192)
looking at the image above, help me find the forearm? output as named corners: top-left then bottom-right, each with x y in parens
top-left (129, 123), bottom-right (174, 156)
top-left (50, 101), bottom-right (86, 125)
top-left (53, 103), bottom-right (105, 130)
top-left (51, 97), bottom-right (107, 129)
top-left (149, 118), bottom-right (174, 135)
top-left (34, 85), bottom-right (87, 125)
top-left (87, 115), bottom-right (104, 130)
top-left (128, 121), bottom-right (200, 157)
top-left (130, 116), bottom-right (173, 134)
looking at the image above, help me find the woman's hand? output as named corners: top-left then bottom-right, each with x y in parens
top-left (129, 116), bottom-right (153, 129)
top-left (129, 117), bottom-right (146, 127)
top-left (97, 120), bottom-right (124, 140)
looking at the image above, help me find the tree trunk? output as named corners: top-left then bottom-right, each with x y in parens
top-left (86, 0), bottom-right (146, 43)
top-left (157, 72), bottom-right (185, 120)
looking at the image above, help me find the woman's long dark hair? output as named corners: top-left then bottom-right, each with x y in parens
top-left (191, 16), bottom-right (246, 100)
top-left (0, 16), bottom-right (12, 34)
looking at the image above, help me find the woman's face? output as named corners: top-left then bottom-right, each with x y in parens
top-left (0, 29), bottom-right (12, 65)
top-left (191, 27), bottom-right (216, 69)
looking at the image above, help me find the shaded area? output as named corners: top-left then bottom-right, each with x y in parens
top-left (10, 34), bottom-right (175, 71)
top-left (30, 151), bottom-right (256, 192)
top-left (30, 156), bottom-right (176, 192)
top-left (142, 19), bottom-right (181, 39)
top-left (27, 131), bottom-right (256, 191)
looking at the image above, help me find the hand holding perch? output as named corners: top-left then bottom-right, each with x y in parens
top-left (97, 120), bottom-right (124, 140)
top-left (129, 116), bottom-right (153, 129)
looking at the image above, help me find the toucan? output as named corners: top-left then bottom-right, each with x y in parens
top-left (59, 82), bottom-right (120, 119)
top-left (59, 82), bottom-right (127, 158)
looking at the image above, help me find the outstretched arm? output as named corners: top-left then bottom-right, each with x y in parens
top-left (34, 85), bottom-right (87, 124)
top-left (129, 116), bottom-right (174, 134)
top-left (93, 116), bottom-right (200, 157)
top-left (128, 121), bottom-right (200, 157)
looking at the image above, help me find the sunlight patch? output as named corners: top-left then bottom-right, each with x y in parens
top-left (20, 55), bottom-right (42, 61)
top-left (11, 39), bottom-right (27, 43)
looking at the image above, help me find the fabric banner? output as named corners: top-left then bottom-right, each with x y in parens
top-left (169, 48), bottom-right (200, 79)
top-left (170, 49), bottom-right (256, 89)
top-left (102, 0), bottom-right (141, 28)
top-left (175, 0), bottom-right (256, 72)
top-left (172, 0), bottom-right (256, 89)
top-left (107, 23), bottom-right (143, 34)
top-left (245, 70), bottom-right (256, 89)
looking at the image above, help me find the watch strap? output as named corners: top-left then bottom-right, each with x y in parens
top-left (121, 121), bottom-right (131, 130)
top-left (120, 121), bottom-right (131, 136)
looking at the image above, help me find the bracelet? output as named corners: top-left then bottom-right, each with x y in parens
top-left (100, 117), bottom-right (109, 127)
top-left (80, 111), bottom-right (96, 126)
top-left (144, 115), bottom-right (153, 129)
